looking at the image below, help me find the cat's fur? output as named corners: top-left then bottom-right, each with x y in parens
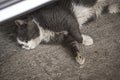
top-left (15, 0), bottom-right (120, 65)
top-left (57, 0), bottom-right (120, 27)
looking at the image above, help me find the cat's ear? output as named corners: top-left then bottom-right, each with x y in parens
top-left (15, 20), bottom-right (26, 26)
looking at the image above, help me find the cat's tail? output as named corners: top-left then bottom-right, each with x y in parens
top-left (94, 0), bottom-right (120, 16)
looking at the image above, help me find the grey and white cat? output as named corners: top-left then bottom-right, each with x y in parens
top-left (15, 0), bottom-right (120, 65)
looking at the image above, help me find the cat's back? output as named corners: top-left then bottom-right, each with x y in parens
top-left (33, 2), bottom-right (77, 32)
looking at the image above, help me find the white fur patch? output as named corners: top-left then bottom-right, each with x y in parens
top-left (72, 3), bottom-right (94, 27)
top-left (17, 38), bottom-right (27, 46)
top-left (82, 34), bottom-right (94, 46)
top-left (17, 35), bottom-right (41, 50)
top-left (33, 19), bottom-right (55, 43)
top-left (40, 27), bottom-right (55, 42)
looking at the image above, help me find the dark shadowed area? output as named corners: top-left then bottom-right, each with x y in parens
top-left (0, 13), bottom-right (120, 80)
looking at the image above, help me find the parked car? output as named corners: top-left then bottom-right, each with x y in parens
top-left (0, 0), bottom-right (54, 23)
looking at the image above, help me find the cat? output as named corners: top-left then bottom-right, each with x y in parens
top-left (15, 0), bottom-right (120, 65)
top-left (15, 1), bottom-right (94, 65)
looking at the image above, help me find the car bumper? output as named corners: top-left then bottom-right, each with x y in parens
top-left (0, 0), bottom-right (52, 23)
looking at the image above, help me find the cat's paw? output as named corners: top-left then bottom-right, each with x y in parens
top-left (82, 34), bottom-right (93, 46)
top-left (22, 40), bottom-right (38, 50)
top-left (22, 45), bottom-right (31, 50)
top-left (75, 53), bottom-right (85, 65)
top-left (22, 44), bottom-right (36, 50)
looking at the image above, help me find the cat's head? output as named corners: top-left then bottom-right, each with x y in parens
top-left (15, 19), bottom-right (41, 50)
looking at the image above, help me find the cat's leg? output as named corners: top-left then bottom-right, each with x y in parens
top-left (63, 35), bottom-right (85, 65)
top-left (68, 19), bottom-right (84, 43)
top-left (68, 22), bottom-right (94, 46)
top-left (69, 27), bottom-right (83, 43)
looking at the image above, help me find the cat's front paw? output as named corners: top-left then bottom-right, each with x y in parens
top-left (22, 45), bottom-right (31, 50)
top-left (75, 53), bottom-right (85, 65)
top-left (82, 34), bottom-right (93, 46)
top-left (22, 45), bottom-right (36, 50)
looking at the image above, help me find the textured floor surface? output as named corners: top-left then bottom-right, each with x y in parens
top-left (0, 13), bottom-right (120, 80)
